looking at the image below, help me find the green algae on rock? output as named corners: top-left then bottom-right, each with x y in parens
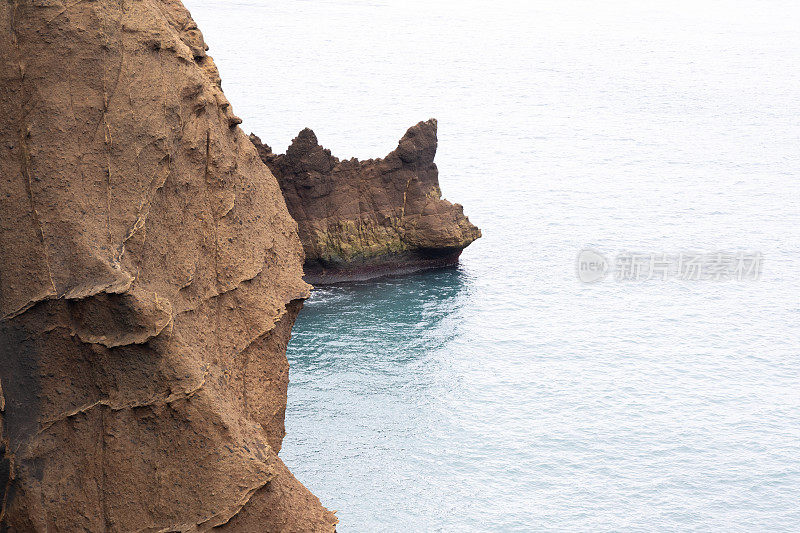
top-left (250, 119), bottom-right (481, 283)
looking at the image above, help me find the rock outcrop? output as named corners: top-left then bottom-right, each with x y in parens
top-left (250, 120), bottom-right (481, 283)
top-left (0, 1), bottom-right (335, 531)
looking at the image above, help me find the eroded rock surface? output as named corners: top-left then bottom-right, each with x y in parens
top-left (0, 1), bottom-right (335, 530)
top-left (250, 120), bottom-right (481, 283)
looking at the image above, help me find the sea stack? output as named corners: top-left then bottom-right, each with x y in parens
top-left (0, 1), bottom-right (335, 531)
top-left (250, 120), bottom-right (481, 283)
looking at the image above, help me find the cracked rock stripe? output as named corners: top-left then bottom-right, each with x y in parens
top-left (0, 1), bottom-right (335, 531)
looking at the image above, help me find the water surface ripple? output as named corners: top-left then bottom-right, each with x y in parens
top-left (184, 1), bottom-right (800, 530)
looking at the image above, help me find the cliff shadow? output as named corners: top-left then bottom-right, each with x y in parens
top-left (288, 266), bottom-right (471, 373)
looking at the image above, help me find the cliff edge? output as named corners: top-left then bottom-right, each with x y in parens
top-left (0, 1), bottom-right (335, 530)
top-left (250, 120), bottom-right (481, 283)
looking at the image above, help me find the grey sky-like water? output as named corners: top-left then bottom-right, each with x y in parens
top-left (185, 1), bottom-right (800, 530)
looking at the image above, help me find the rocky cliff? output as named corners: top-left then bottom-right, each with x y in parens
top-left (0, 1), bottom-right (335, 531)
top-left (250, 120), bottom-right (481, 283)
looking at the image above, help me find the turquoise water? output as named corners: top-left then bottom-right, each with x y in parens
top-left (184, 1), bottom-right (800, 530)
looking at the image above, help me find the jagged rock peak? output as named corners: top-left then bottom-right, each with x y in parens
top-left (250, 119), bottom-right (481, 283)
top-left (393, 118), bottom-right (438, 165)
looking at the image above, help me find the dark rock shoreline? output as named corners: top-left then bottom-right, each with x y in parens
top-left (251, 119), bottom-right (481, 284)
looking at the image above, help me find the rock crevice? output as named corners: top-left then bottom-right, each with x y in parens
top-left (0, 1), bottom-right (335, 530)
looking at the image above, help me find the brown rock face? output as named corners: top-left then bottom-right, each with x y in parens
top-left (0, 1), bottom-right (335, 531)
top-left (250, 120), bottom-right (481, 283)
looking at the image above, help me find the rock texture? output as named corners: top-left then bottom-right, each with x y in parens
top-left (250, 120), bottom-right (481, 283)
top-left (0, 1), bottom-right (335, 531)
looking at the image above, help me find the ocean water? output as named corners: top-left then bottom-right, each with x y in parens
top-left (184, 1), bottom-right (800, 530)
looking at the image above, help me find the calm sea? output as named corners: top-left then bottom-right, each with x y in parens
top-left (185, 1), bottom-right (800, 530)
